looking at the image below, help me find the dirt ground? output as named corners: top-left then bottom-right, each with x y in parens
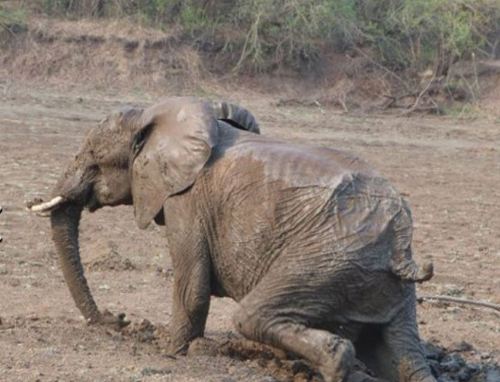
top-left (0, 82), bottom-right (499, 381)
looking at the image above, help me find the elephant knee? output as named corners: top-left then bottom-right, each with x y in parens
top-left (232, 306), bottom-right (268, 341)
top-left (232, 307), bottom-right (252, 336)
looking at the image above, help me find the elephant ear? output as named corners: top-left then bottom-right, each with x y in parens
top-left (210, 101), bottom-right (260, 134)
top-left (131, 98), bottom-right (218, 229)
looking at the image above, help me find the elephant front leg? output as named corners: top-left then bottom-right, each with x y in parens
top-left (168, 260), bottom-right (211, 355)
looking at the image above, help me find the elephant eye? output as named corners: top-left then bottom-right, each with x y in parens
top-left (132, 124), bottom-right (153, 157)
top-left (132, 133), bottom-right (145, 154)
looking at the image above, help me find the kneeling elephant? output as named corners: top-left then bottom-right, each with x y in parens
top-left (29, 97), bottom-right (435, 382)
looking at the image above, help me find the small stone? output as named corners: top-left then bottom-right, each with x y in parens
top-left (437, 376), bottom-right (454, 382)
top-left (291, 360), bottom-right (311, 375)
top-left (267, 357), bottom-right (282, 369)
top-left (466, 363), bottom-right (480, 374)
top-left (257, 358), bottom-right (268, 368)
top-left (480, 352), bottom-right (492, 360)
top-left (452, 341), bottom-right (474, 352)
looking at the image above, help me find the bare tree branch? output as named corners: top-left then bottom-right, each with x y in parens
top-left (400, 72), bottom-right (437, 116)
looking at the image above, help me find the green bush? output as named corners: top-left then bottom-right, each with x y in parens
top-left (0, 5), bottom-right (25, 33)
top-left (355, 0), bottom-right (500, 73)
top-left (32, 0), bottom-right (500, 73)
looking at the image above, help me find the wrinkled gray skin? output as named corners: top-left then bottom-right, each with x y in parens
top-left (30, 98), bottom-right (435, 382)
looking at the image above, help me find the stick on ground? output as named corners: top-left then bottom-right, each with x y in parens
top-left (418, 295), bottom-right (500, 313)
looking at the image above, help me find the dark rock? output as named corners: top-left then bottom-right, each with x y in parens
top-left (437, 375), bottom-right (455, 382)
top-left (452, 341), bottom-right (474, 353)
top-left (140, 367), bottom-right (171, 376)
top-left (291, 360), bottom-right (311, 375)
top-left (259, 377), bottom-right (279, 382)
top-left (467, 364), bottom-right (480, 374)
top-left (424, 342), bottom-right (446, 361)
top-left (428, 359), bottom-right (442, 377)
top-left (485, 367), bottom-right (500, 382)
top-left (441, 353), bottom-right (466, 373)
top-left (456, 367), bottom-right (474, 381)
top-left (124, 40), bottom-right (139, 52)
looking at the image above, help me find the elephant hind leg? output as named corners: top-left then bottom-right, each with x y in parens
top-left (355, 307), bottom-right (435, 382)
top-left (233, 307), bottom-right (355, 382)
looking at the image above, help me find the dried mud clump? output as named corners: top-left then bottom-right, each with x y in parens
top-left (118, 325), bottom-right (500, 382)
top-left (84, 240), bottom-right (136, 272)
top-left (423, 342), bottom-right (500, 382)
top-left (122, 319), bottom-right (172, 353)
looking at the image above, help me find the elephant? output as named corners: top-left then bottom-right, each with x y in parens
top-left (29, 97), bottom-right (435, 382)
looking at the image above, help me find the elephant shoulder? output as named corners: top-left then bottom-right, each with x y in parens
top-left (209, 131), bottom-right (382, 192)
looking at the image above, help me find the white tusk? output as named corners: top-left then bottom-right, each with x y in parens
top-left (29, 196), bottom-right (64, 212)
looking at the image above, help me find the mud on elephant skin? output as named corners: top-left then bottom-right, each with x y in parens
top-left (29, 97), bottom-right (434, 382)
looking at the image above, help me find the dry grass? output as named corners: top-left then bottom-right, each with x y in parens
top-left (0, 16), bottom-right (205, 92)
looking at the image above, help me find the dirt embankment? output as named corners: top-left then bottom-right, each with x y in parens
top-left (0, 18), bottom-right (205, 91)
top-left (1, 16), bottom-right (500, 114)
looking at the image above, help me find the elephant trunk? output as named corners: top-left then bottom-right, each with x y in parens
top-left (50, 203), bottom-right (101, 323)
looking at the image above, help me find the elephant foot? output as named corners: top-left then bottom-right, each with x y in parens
top-left (90, 309), bottom-right (130, 330)
top-left (347, 371), bottom-right (388, 382)
top-left (165, 336), bottom-right (191, 356)
top-left (187, 337), bottom-right (220, 357)
top-left (318, 338), bottom-right (356, 382)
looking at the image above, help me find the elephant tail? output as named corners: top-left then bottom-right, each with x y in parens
top-left (390, 255), bottom-right (434, 283)
top-left (389, 207), bottom-right (434, 283)
top-left (211, 101), bottom-right (260, 134)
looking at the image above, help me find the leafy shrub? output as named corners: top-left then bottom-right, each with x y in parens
top-left (0, 5), bottom-right (26, 33)
top-left (354, 0), bottom-right (500, 73)
top-left (32, 0), bottom-right (500, 74)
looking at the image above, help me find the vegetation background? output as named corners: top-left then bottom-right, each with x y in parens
top-left (1, 0), bottom-right (499, 112)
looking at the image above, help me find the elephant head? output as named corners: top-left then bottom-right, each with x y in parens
top-left (28, 98), bottom-right (259, 326)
